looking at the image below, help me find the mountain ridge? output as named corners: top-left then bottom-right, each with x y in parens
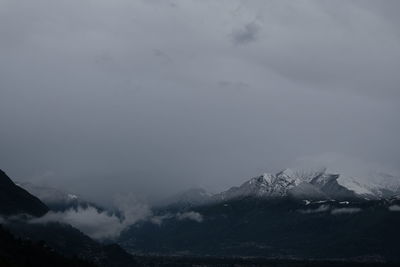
top-left (162, 167), bottom-right (400, 208)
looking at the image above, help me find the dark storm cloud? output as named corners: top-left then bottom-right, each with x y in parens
top-left (153, 49), bottom-right (173, 64)
top-left (0, 0), bottom-right (399, 203)
top-left (230, 22), bottom-right (260, 45)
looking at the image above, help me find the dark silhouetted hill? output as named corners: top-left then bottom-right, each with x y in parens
top-left (0, 224), bottom-right (95, 267)
top-left (0, 169), bottom-right (48, 217)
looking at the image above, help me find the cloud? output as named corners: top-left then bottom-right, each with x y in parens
top-left (113, 194), bottom-right (152, 225)
top-left (150, 213), bottom-right (174, 225)
top-left (230, 22), bottom-right (260, 45)
top-left (30, 194), bottom-right (151, 240)
top-left (388, 205), bottom-right (400, 211)
top-left (30, 207), bottom-right (125, 240)
top-left (298, 205), bottom-right (329, 214)
top-left (176, 211), bottom-right (203, 222)
top-left (331, 207), bottom-right (361, 215)
top-left (1, 0), bottom-right (400, 203)
top-left (153, 49), bottom-right (172, 64)
top-left (293, 152), bottom-right (400, 177)
top-left (298, 205), bottom-right (362, 215)
top-left (26, 192), bottom-right (203, 239)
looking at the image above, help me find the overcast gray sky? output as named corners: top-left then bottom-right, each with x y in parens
top-left (1, 0), bottom-right (399, 203)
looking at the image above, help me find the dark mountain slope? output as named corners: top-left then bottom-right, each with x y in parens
top-left (0, 170), bottom-right (48, 217)
top-left (0, 224), bottom-right (95, 267)
top-left (119, 197), bottom-right (400, 261)
top-left (7, 221), bottom-right (138, 267)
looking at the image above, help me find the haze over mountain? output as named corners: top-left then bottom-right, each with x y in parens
top-left (1, 0), bottom-right (400, 203)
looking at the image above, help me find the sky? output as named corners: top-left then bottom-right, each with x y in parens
top-left (1, 0), bottom-right (399, 203)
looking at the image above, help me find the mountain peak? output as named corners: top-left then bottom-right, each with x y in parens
top-left (215, 169), bottom-right (304, 201)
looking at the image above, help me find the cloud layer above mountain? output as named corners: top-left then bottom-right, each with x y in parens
top-left (30, 194), bottom-right (151, 239)
top-left (1, 0), bottom-right (399, 202)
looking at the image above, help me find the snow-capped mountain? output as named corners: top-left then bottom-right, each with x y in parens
top-left (337, 171), bottom-right (400, 198)
top-left (159, 168), bottom-right (400, 207)
top-left (214, 169), bottom-right (301, 201)
top-left (213, 168), bottom-right (400, 201)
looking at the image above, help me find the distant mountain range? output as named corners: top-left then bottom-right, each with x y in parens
top-left (119, 168), bottom-right (400, 260)
top-left (214, 168), bottom-right (400, 201)
top-left (160, 168), bottom-right (400, 208)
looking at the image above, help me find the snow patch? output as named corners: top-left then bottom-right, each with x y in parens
top-left (337, 177), bottom-right (374, 196)
top-left (68, 194), bottom-right (78, 200)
